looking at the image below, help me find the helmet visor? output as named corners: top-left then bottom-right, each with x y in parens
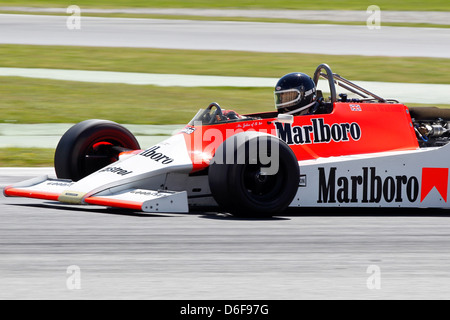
top-left (274, 88), bottom-right (303, 108)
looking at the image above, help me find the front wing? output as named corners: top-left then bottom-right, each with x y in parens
top-left (4, 176), bottom-right (188, 213)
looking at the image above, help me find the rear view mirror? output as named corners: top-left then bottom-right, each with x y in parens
top-left (276, 114), bottom-right (294, 124)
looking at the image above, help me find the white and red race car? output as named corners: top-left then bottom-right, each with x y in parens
top-left (4, 64), bottom-right (450, 216)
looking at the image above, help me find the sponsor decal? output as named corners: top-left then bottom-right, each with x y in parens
top-left (46, 181), bottom-right (74, 187)
top-left (304, 88), bottom-right (315, 97)
top-left (421, 168), bottom-right (449, 202)
top-left (139, 146), bottom-right (174, 164)
top-left (99, 166), bottom-right (133, 176)
top-left (317, 167), bottom-right (449, 204)
top-left (131, 190), bottom-right (160, 197)
top-left (64, 192), bottom-right (81, 197)
top-left (58, 191), bottom-right (86, 204)
top-left (299, 174), bottom-right (307, 187)
top-left (317, 167), bottom-right (419, 204)
top-left (275, 118), bottom-right (361, 145)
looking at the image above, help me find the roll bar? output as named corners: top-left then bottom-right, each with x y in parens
top-left (313, 63), bottom-right (388, 103)
top-left (313, 64), bottom-right (337, 103)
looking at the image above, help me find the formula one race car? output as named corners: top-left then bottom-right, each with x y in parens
top-left (4, 64), bottom-right (450, 216)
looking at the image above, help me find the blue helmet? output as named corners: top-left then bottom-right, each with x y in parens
top-left (274, 72), bottom-right (317, 114)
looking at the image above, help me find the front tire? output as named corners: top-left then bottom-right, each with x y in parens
top-left (54, 119), bottom-right (140, 181)
top-left (208, 133), bottom-right (299, 217)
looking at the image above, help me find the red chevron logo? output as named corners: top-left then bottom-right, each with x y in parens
top-left (421, 168), bottom-right (449, 202)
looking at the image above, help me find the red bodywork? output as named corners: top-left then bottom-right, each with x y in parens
top-left (183, 102), bottom-right (418, 172)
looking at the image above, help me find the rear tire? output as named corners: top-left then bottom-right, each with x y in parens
top-left (208, 134), bottom-right (299, 217)
top-left (54, 120), bottom-right (140, 181)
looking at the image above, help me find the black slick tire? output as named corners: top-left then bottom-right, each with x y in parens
top-left (54, 119), bottom-right (140, 181)
top-left (208, 133), bottom-right (299, 217)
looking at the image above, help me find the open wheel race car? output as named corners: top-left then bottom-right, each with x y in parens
top-left (4, 64), bottom-right (450, 216)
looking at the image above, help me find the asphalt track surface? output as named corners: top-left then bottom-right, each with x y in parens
top-left (2, 169), bottom-right (450, 299)
top-left (1, 14), bottom-right (449, 58)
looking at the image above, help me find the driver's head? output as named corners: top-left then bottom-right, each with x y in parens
top-left (274, 72), bottom-right (317, 115)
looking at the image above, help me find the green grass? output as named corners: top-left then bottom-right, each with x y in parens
top-left (0, 148), bottom-right (54, 167)
top-left (0, 0), bottom-right (448, 11)
top-left (0, 77), bottom-right (274, 124)
top-left (1, 45), bottom-right (449, 84)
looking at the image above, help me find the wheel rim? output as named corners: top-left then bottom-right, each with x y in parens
top-left (80, 137), bottom-right (128, 177)
top-left (242, 164), bottom-right (285, 201)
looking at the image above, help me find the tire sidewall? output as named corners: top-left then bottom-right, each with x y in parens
top-left (54, 120), bottom-right (140, 181)
top-left (209, 133), bottom-right (299, 216)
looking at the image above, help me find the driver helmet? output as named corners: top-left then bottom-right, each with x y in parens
top-left (274, 72), bottom-right (317, 115)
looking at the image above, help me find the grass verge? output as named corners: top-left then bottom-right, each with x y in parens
top-left (1, 45), bottom-right (449, 84)
top-left (0, 0), bottom-right (448, 11)
top-left (0, 148), bottom-right (54, 167)
top-left (0, 77), bottom-right (274, 124)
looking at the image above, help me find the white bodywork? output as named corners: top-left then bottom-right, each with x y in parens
top-left (5, 133), bottom-right (450, 213)
top-left (292, 145), bottom-right (450, 208)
